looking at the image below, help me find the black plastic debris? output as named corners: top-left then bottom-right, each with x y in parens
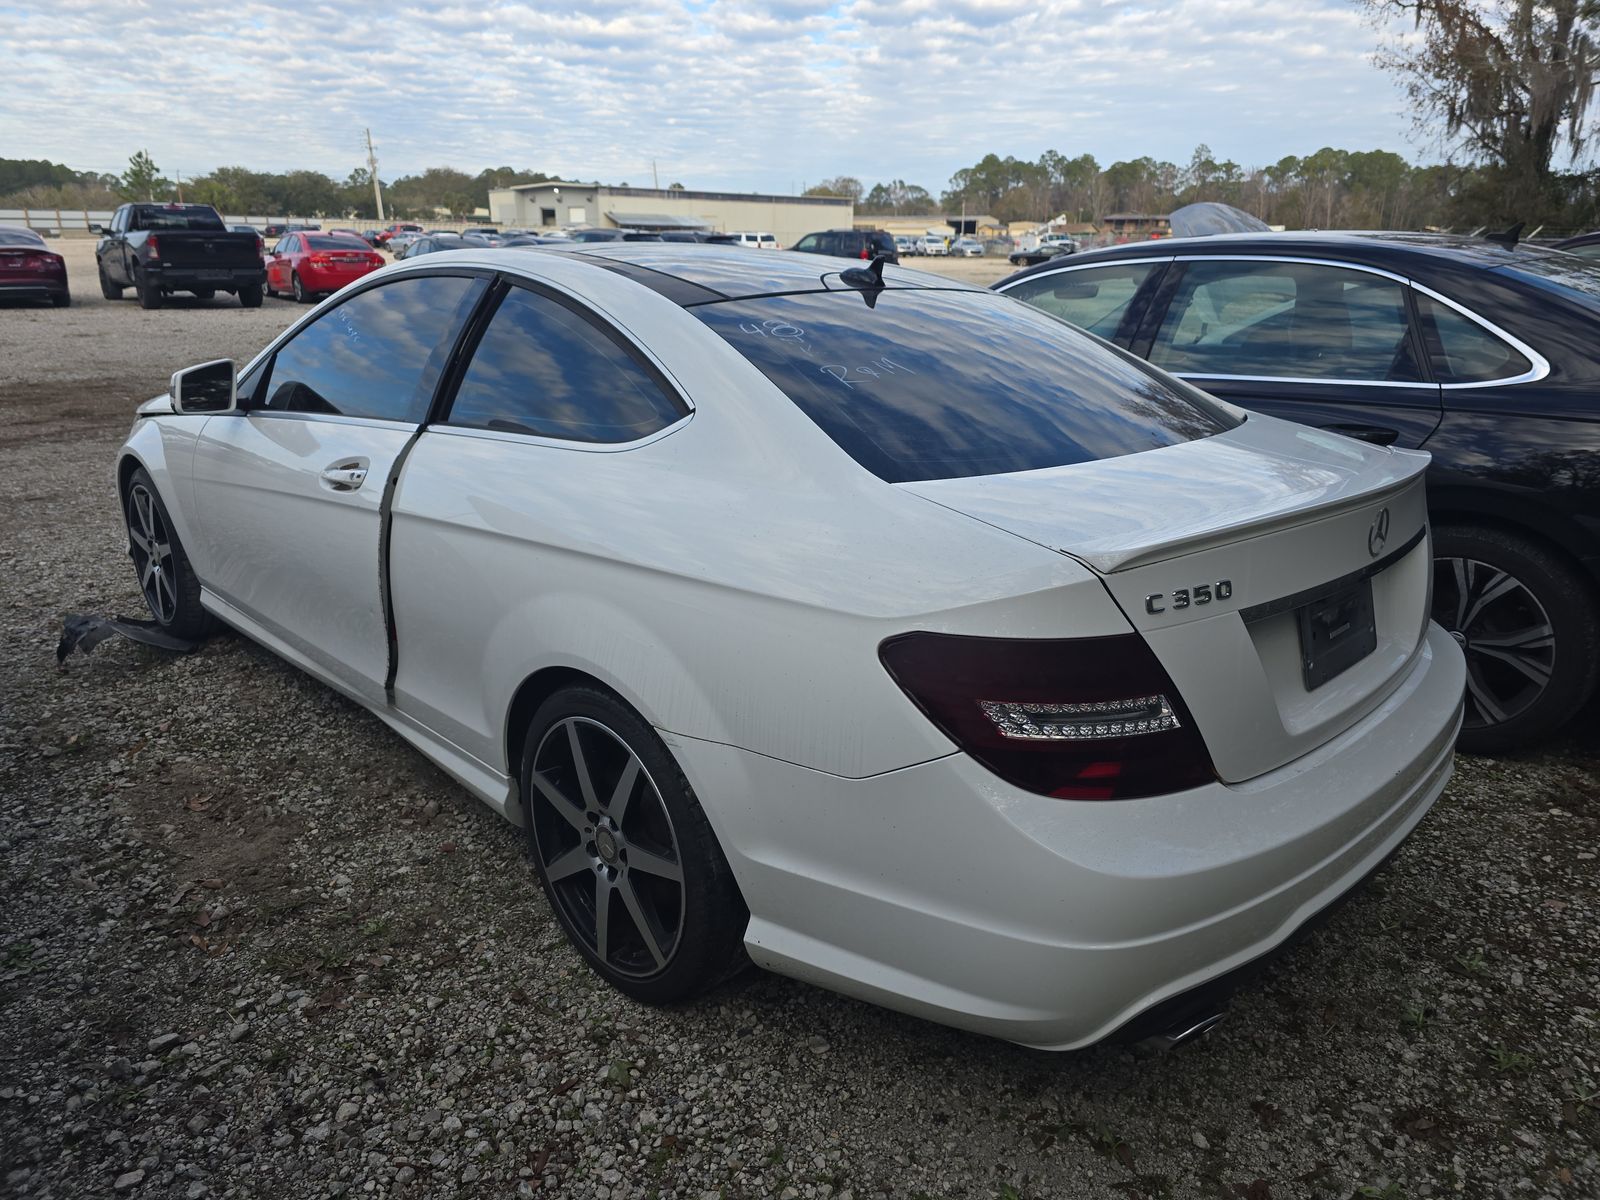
top-left (56, 614), bottom-right (201, 666)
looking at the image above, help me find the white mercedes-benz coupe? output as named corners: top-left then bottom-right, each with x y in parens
top-left (116, 245), bottom-right (1465, 1050)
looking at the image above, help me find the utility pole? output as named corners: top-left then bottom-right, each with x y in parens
top-left (652, 159), bottom-right (659, 190)
top-left (365, 127), bottom-right (385, 222)
top-left (175, 170), bottom-right (184, 203)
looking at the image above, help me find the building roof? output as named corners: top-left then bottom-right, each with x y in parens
top-left (606, 212), bottom-right (709, 229)
top-left (498, 180), bottom-right (850, 207)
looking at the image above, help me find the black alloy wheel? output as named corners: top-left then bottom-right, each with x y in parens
top-left (123, 468), bottom-right (213, 639)
top-left (519, 685), bottom-right (746, 1003)
top-left (1432, 525), bottom-right (1599, 753)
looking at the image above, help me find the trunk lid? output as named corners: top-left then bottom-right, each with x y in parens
top-left (151, 232), bottom-right (260, 269)
top-left (903, 415), bottom-right (1436, 782)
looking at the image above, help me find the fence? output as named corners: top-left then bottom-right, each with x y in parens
top-left (0, 209), bottom-right (496, 236)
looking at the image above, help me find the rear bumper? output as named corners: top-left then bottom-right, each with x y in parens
top-left (0, 279), bottom-right (66, 301)
top-left (298, 264), bottom-right (380, 291)
top-left (142, 266), bottom-right (264, 290)
top-left (670, 622), bottom-right (1465, 1050)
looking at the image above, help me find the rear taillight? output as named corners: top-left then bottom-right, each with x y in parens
top-left (19, 252), bottom-right (59, 272)
top-left (255, 235), bottom-right (264, 257)
top-left (878, 632), bottom-right (1217, 800)
top-left (308, 253), bottom-right (331, 267)
top-left (146, 234), bottom-right (160, 258)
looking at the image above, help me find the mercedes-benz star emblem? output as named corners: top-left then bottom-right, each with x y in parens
top-left (1368, 507), bottom-right (1391, 558)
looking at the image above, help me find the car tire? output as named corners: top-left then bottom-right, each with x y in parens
top-left (1432, 524), bottom-right (1599, 754)
top-left (123, 467), bottom-right (215, 641)
top-left (135, 271), bottom-right (163, 310)
top-left (239, 283), bottom-right (263, 309)
top-left (97, 262), bottom-right (122, 299)
top-left (519, 684), bottom-right (748, 1005)
top-left (291, 272), bottom-right (310, 304)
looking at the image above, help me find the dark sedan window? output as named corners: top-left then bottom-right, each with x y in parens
top-left (1150, 260), bottom-right (1425, 383)
top-left (1004, 262), bottom-right (1159, 339)
top-left (260, 275), bottom-right (484, 422)
top-left (693, 289), bottom-right (1238, 483)
top-left (445, 286), bottom-right (687, 442)
top-left (0, 228), bottom-right (46, 248)
top-left (1414, 293), bottom-right (1532, 383)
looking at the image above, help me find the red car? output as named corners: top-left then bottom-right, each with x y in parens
top-left (264, 232), bottom-right (385, 302)
top-left (0, 226), bottom-right (69, 307)
top-left (374, 222), bottom-right (423, 246)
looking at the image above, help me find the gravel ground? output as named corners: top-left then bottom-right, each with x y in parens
top-left (1, 250), bottom-right (1598, 1200)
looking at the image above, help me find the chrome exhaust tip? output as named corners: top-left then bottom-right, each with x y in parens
top-left (1142, 1009), bottom-right (1225, 1051)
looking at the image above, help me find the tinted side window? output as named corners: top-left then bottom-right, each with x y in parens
top-left (693, 289), bottom-right (1238, 483)
top-left (1150, 260), bottom-right (1424, 383)
top-left (1414, 293), bottom-right (1532, 383)
top-left (261, 275), bottom-right (484, 422)
top-left (1005, 262), bottom-right (1158, 340)
top-left (794, 234), bottom-right (820, 252)
top-left (446, 286), bottom-right (687, 442)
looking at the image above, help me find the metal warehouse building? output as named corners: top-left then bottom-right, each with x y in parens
top-left (486, 181), bottom-right (853, 247)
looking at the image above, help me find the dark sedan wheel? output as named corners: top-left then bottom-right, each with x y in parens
top-left (520, 685), bottom-right (746, 1004)
top-left (123, 468), bottom-right (214, 639)
top-left (1432, 525), bottom-right (1599, 753)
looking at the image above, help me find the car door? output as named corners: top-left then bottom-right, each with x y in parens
top-left (386, 278), bottom-right (692, 768)
top-left (268, 235), bottom-right (292, 290)
top-left (1135, 257), bottom-right (1443, 448)
top-left (188, 271), bottom-right (487, 703)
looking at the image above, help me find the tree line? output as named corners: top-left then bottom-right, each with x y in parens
top-left (0, 155), bottom-right (553, 220)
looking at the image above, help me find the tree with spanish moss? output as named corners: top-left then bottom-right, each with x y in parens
top-left (1360, 0), bottom-right (1600, 219)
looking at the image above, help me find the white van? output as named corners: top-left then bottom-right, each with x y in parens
top-left (730, 231), bottom-right (780, 250)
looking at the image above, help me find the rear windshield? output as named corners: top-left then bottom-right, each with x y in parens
top-left (0, 228), bottom-right (45, 248)
top-left (692, 288), bottom-right (1238, 482)
top-left (306, 235), bottom-right (368, 250)
top-left (133, 205), bottom-right (224, 231)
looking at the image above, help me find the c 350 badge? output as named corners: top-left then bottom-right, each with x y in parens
top-left (1145, 580), bottom-right (1233, 615)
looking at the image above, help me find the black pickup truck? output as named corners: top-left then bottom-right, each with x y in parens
top-left (96, 203), bottom-right (265, 309)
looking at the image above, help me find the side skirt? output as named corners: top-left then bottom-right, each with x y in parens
top-left (200, 589), bottom-right (519, 824)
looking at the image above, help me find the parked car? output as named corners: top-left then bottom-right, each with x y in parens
top-left (729, 231), bottom-right (780, 250)
top-left (95, 203), bottom-right (265, 309)
top-left (790, 228), bottom-right (899, 263)
top-left (0, 225), bottom-right (69, 307)
top-left (894, 235), bottom-right (917, 257)
top-left (1553, 232), bottom-right (1600, 260)
top-left (462, 230), bottom-right (507, 248)
top-left (374, 222), bottom-right (423, 246)
top-left (996, 231), bottom-right (1600, 751)
top-left (917, 234), bottom-right (948, 257)
top-left (328, 227), bottom-right (364, 241)
top-left (229, 224), bottom-right (262, 238)
top-left (952, 237), bottom-right (985, 258)
top-left (117, 244), bottom-right (1462, 1049)
top-left (265, 233), bottom-right (385, 302)
top-left (1009, 241), bottom-right (1075, 267)
top-left (397, 234), bottom-right (470, 259)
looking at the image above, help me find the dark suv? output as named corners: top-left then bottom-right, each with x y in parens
top-left (790, 228), bottom-right (899, 264)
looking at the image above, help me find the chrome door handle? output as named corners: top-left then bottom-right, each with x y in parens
top-left (319, 463), bottom-right (368, 491)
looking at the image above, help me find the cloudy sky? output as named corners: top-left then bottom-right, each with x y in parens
top-left (7, 0), bottom-right (1420, 192)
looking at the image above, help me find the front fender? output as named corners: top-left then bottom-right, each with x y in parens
top-left (116, 411), bottom-right (212, 581)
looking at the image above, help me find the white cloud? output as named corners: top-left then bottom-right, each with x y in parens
top-left (3, 0), bottom-right (1417, 194)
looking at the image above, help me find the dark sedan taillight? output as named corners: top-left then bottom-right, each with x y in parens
top-left (17, 252), bottom-right (63, 273)
top-left (879, 632), bottom-right (1218, 800)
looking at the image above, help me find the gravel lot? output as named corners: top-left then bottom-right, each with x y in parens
top-left (1, 241), bottom-right (1597, 1200)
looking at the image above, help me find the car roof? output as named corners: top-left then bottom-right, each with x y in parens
top-left (999, 229), bottom-right (1578, 284)
top-left (407, 243), bottom-right (980, 305)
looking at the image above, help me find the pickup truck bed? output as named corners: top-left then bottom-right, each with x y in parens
top-left (97, 203), bottom-right (266, 310)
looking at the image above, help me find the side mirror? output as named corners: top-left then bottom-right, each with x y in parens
top-left (170, 359), bottom-right (237, 414)
top-left (89, 223), bottom-right (104, 234)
